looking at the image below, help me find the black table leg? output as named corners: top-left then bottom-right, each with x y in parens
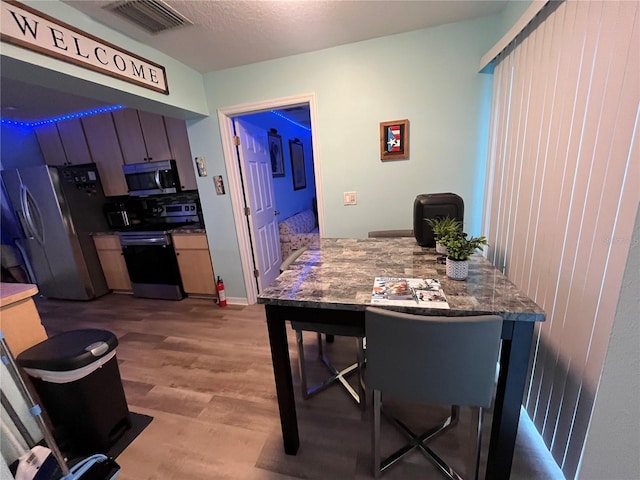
top-left (486, 321), bottom-right (535, 480)
top-left (265, 305), bottom-right (299, 454)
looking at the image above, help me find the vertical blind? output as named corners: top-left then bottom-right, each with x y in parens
top-left (484, 1), bottom-right (639, 478)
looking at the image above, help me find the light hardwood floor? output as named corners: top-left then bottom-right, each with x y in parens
top-left (34, 293), bottom-right (564, 480)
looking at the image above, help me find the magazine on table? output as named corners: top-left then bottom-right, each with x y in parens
top-left (370, 277), bottom-right (450, 309)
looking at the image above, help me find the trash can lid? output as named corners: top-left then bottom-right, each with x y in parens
top-left (16, 329), bottom-right (118, 371)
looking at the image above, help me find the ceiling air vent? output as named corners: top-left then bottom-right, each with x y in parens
top-left (105, 0), bottom-right (193, 34)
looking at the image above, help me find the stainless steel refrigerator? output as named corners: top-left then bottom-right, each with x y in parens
top-left (1, 164), bottom-right (109, 300)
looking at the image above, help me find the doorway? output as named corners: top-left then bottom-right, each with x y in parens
top-left (218, 93), bottom-right (323, 304)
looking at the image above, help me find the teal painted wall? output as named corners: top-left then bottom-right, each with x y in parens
top-left (500, 0), bottom-right (534, 34)
top-left (1, 1), bottom-right (521, 300)
top-left (5, 0), bottom-right (208, 118)
top-left (188, 14), bottom-right (501, 298)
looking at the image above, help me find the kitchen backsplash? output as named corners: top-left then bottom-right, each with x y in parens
top-left (104, 191), bottom-right (202, 226)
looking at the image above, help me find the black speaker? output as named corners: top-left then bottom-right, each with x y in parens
top-left (413, 193), bottom-right (464, 247)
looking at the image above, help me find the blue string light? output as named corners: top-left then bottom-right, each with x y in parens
top-left (270, 110), bottom-right (311, 131)
top-left (0, 105), bottom-right (125, 128)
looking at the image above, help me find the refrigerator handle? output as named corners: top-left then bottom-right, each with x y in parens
top-left (154, 168), bottom-right (162, 190)
top-left (20, 184), bottom-right (45, 245)
top-left (14, 209), bottom-right (29, 238)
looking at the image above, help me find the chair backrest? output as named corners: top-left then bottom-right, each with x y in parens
top-left (367, 229), bottom-right (414, 238)
top-left (365, 307), bottom-right (502, 408)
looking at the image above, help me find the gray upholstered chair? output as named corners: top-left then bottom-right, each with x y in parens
top-left (280, 248), bottom-right (366, 410)
top-left (290, 320), bottom-right (366, 409)
top-left (367, 229), bottom-right (414, 238)
top-left (365, 307), bottom-right (502, 479)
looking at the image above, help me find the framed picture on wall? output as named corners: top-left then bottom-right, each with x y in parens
top-left (268, 129), bottom-right (285, 177)
top-left (380, 119), bottom-right (410, 160)
top-left (289, 139), bottom-right (306, 190)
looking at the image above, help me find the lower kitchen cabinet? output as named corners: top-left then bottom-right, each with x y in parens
top-left (92, 235), bottom-right (132, 292)
top-left (0, 283), bottom-right (48, 356)
top-left (172, 233), bottom-right (216, 297)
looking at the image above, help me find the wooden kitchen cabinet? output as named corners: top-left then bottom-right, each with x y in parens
top-left (112, 108), bottom-right (172, 164)
top-left (35, 119), bottom-right (93, 166)
top-left (164, 116), bottom-right (197, 191)
top-left (34, 123), bottom-right (67, 166)
top-left (34, 107), bottom-right (197, 195)
top-left (81, 113), bottom-right (128, 197)
top-left (0, 283), bottom-right (48, 356)
top-left (112, 108), bottom-right (149, 164)
top-left (173, 233), bottom-right (216, 297)
top-left (93, 235), bottom-right (132, 292)
top-left (137, 110), bottom-right (172, 161)
top-left (56, 118), bottom-right (92, 164)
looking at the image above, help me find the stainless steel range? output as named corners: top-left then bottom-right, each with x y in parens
top-left (118, 202), bottom-right (199, 300)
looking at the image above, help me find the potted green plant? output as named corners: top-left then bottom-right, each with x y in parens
top-left (424, 216), bottom-right (462, 254)
top-left (441, 231), bottom-right (488, 280)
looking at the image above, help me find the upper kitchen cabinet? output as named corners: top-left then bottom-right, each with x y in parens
top-left (34, 123), bottom-right (67, 166)
top-left (35, 119), bottom-right (94, 166)
top-left (112, 108), bottom-right (171, 164)
top-left (138, 110), bottom-right (172, 161)
top-left (81, 113), bottom-right (128, 197)
top-left (164, 116), bottom-right (197, 191)
top-left (56, 118), bottom-right (92, 164)
top-left (33, 107), bottom-right (198, 195)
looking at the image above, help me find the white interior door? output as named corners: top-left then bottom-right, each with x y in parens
top-left (234, 119), bottom-right (282, 291)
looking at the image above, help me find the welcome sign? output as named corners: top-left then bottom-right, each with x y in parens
top-left (1, 0), bottom-right (169, 94)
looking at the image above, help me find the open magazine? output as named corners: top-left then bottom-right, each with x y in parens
top-left (371, 277), bottom-right (450, 309)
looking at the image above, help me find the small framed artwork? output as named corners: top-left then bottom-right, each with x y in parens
top-left (380, 119), bottom-right (410, 161)
top-left (268, 129), bottom-right (285, 177)
top-left (289, 139), bottom-right (306, 190)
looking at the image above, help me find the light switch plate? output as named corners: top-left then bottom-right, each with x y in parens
top-left (344, 191), bottom-right (357, 205)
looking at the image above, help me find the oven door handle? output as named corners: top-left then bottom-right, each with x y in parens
top-left (154, 169), bottom-right (163, 191)
top-left (120, 236), bottom-right (171, 247)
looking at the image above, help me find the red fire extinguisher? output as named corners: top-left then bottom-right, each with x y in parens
top-left (216, 276), bottom-right (227, 307)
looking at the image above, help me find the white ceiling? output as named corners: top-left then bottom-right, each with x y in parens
top-left (63, 0), bottom-right (508, 73)
top-left (1, 0), bottom-right (507, 123)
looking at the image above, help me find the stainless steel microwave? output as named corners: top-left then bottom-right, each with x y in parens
top-left (122, 159), bottom-right (181, 197)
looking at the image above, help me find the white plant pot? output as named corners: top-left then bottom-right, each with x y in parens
top-left (446, 258), bottom-right (469, 280)
top-left (435, 242), bottom-right (448, 255)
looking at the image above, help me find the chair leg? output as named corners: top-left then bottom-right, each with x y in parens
top-left (316, 332), bottom-right (323, 359)
top-left (372, 390), bottom-right (381, 478)
top-left (297, 331), bottom-right (365, 407)
top-left (295, 330), bottom-right (311, 399)
top-left (474, 407), bottom-right (484, 480)
top-left (356, 336), bottom-right (366, 410)
top-left (376, 405), bottom-right (465, 479)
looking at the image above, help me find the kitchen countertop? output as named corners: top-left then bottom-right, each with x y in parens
top-left (0, 282), bottom-right (39, 308)
top-left (0, 282), bottom-right (48, 356)
top-left (170, 225), bottom-right (206, 234)
top-left (92, 224), bottom-right (206, 236)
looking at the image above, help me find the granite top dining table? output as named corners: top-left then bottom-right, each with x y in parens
top-left (258, 237), bottom-right (546, 480)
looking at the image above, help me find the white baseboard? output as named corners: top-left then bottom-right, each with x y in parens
top-left (226, 297), bottom-right (250, 306)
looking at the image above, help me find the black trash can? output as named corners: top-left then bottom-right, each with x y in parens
top-left (17, 329), bottom-right (131, 455)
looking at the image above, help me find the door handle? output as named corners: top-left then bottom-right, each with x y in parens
top-left (274, 210), bottom-right (280, 216)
